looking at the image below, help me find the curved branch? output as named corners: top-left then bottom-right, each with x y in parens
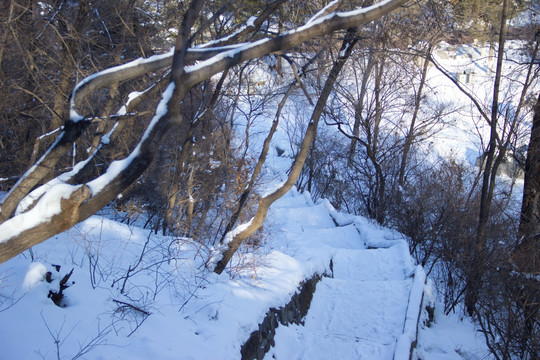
top-left (182, 0), bottom-right (409, 89)
top-left (0, 185), bottom-right (91, 263)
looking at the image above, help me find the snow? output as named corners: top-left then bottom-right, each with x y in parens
top-left (246, 16), bottom-right (257, 28)
top-left (395, 266), bottom-right (426, 360)
top-left (0, 201), bottom-right (311, 358)
top-left (415, 306), bottom-right (490, 360)
top-left (265, 191), bottom-right (419, 359)
top-left (37, 126), bottom-right (62, 140)
top-left (206, 218), bottom-right (255, 270)
top-left (88, 82), bottom-right (175, 195)
top-left (0, 175), bottom-right (491, 360)
top-left (288, 0), bottom-right (399, 37)
top-left (339, 42), bottom-right (350, 57)
top-left (70, 48), bottom-right (174, 116)
top-left (1, 81), bottom-right (176, 243)
top-left (23, 262), bottom-right (47, 291)
top-left (0, 181), bottom-right (489, 360)
top-left (195, 15), bottom-right (256, 50)
top-left (183, 0), bottom-right (404, 82)
top-left (306, 0), bottom-right (340, 24)
top-left (185, 38), bottom-right (271, 74)
top-left (0, 130), bottom-right (66, 216)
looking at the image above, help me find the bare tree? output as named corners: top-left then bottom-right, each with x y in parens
top-left (510, 92), bottom-right (540, 359)
top-left (426, 0), bottom-right (538, 316)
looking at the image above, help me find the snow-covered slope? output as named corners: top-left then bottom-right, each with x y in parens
top-left (0, 186), bottom-right (489, 359)
top-left (0, 37), bottom-right (508, 360)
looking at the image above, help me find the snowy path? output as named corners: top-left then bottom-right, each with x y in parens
top-left (265, 189), bottom-right (417, 360)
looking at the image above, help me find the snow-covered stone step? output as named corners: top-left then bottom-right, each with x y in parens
top-left (270, 202), bottom-right (337, 230)
top-left (332, 242), bottom-right (415, 281)
top-left (270, 190), bottom-right (313, 209)
top-left (277, 224), bottom-right (363, 248)
top-left (310, 224), bottom-right (364, 249)
top-left (267, 278), bottom-right (413, 360)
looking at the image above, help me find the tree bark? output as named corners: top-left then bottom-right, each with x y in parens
top-left (0, 0), bottom-right (15, 72)
top-left (218, 51), bottom-right (320, 242)
top-left (398, 49), bottom-right (430, 187)
top-left (511, 92), bottom-right (540, 360)
top-left (163, 72), bottom-right (227, 235)
top-left (371, 56), bottom-right (386, 224)
top-left (514, 92), bottom-right (540, 273)
top-left (51, 0), bottom-right (90, 130)
top-left (348, 50), bottom-right (375, 166)
top-left (219, 83), bottom-right (294, 244)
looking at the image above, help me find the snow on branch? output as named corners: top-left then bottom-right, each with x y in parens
top-left (86, 82), bottom-right (176, 196)
top-left (182, 0), bottom-right (409, 88)
top-left (306, 0), bottom-right (343, 25)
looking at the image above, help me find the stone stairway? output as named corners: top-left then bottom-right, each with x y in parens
top-left (263, 189), bottom-right (421, 360)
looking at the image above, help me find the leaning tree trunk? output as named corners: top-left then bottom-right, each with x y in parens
top-left (219, 83), bottom-right (294, 244)
top-left (211, 31), bottom-right (359, 274)
top-left (218, 50), bottom-right (321, 242)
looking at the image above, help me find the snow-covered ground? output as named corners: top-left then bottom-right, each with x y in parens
top-left (416, 305), bottom-right (492, 360)
top-left (0, 182), bottom-right (490, 359)
top-left (265, 190), bottom-right (490, 360)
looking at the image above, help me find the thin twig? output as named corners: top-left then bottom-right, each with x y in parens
top-left (112, 299), bottom-right (151, 316)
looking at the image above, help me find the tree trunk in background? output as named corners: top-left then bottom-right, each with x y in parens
top-left (369, 55), bottom-right (386, 224)
top-left (213, 31), bottom-right (358, 274)
top-left (512, 92), bottom-right (540, 359)
top-left (348, 50), bottom-right (375, 166)
top-left (51, 0), bottom-right (90, 130)
top-left (0, 0), bottom-right (15, 71)
top-left (219, 83), bottom-right (294, 244)
top-left (185, 167), bottom-right (195, 237)
top-left (0, 0), bottom-right (409, 264)
top-left (398, 49), bottom-right (430, 187)
top-left (515, 95), bottom-right (540, 272)
top-left (465, 0), bottom-right (509, 317)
